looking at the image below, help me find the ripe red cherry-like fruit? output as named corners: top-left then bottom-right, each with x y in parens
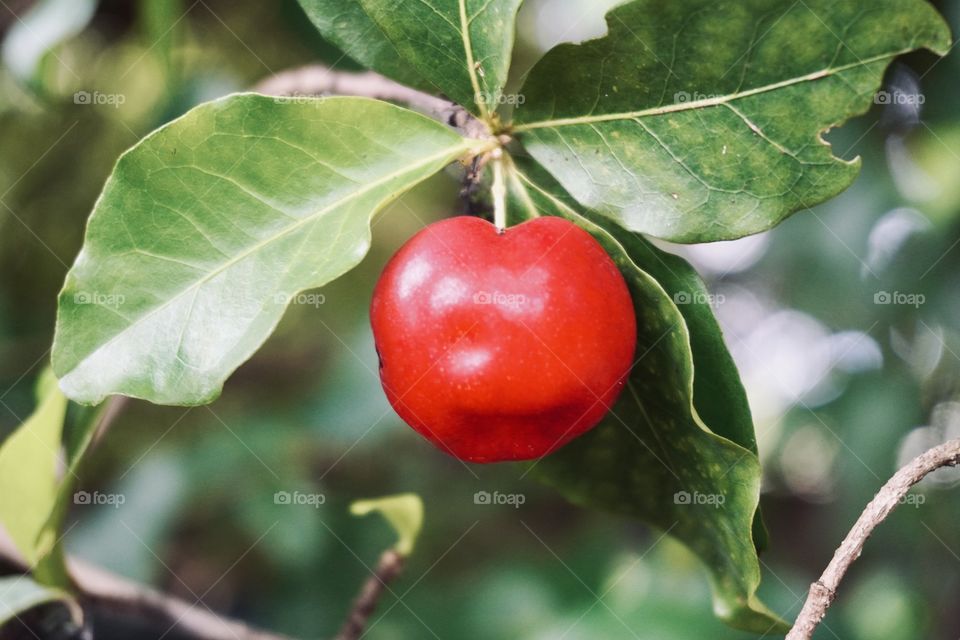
top-left (370, 216), bottom-right (637, 463)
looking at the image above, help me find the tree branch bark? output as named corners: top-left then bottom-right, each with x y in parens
top-left (0, 533), bottom-right (293, 640)
top-left (786, 437), bottom-right (960, 640)
top-left (2, 525), bottom-right (408, 640)
top-left (75, 558), bottom-right (293, 640)
top-left (253, 65), bottom-right (490, 140)
top-left (335, 549), bottom-right (405, 640)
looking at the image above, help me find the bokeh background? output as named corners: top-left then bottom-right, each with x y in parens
top-left (1, 1), bottom-right (960, 638)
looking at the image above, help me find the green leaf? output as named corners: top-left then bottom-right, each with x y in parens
top-left (510, 158), bottom-right (770, 550)
top-left (629, 238), bottom-right (772, 551)
top-left (52, 94), bottom-right (481, 406)
top-left (0, 576), bottom-right (80, 628)
top-left (0, 371), bottom-right (68, 569)
top-left (507, 162), bottom-right (785, 633)
top-left (0, 372), bottom-right (108, 588)
top-left (34, 399), bottom-right (120, 587)
top-left (350, 494), bottom-right (424, 556)
top-left (297, 0), bottom-right (430, 90)
top-left (513, 0), bottom-right (951, 242)
top-left (298, 0), bottom-right (523, 118)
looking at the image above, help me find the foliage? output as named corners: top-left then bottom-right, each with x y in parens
top-left (0, 371), bottom-right (70, 585)
top-left (0, 0), bottom-right (955, 637)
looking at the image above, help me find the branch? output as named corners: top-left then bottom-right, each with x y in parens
top-left (786, 437), bottom-right (960, 640)
top-left (0, 533), bottom-right (294, 640)
top-left (90, 396), bottom-right (129, 447)
top-left (76, 557), bottom-right (293, 640)
top-left (253, 65), bottom-right (489, 140)
top-left (335, 549), bottom-right (405, 640)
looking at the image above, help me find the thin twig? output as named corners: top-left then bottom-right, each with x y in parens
top-left (335, 549), bottom-right (405, 640)
top-left (253, 65), bottom-right (490, 140)
top-left (0, 534), bottom-right (293, 640)
top-left (459, 154), bottom-right (487, 217)
top-left (786, 437), bottom-right (960, 639)
top-left (76, 558), bottom-right (293, 640)
top-left (90, 396), bottom-right (129, 447)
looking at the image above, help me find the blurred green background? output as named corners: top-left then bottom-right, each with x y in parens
top-left (1, 1), bottom-right (959, 638)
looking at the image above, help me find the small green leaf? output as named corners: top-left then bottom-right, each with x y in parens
top-left (350, 494), bottom-right (424, 556)
top-left (52, 94), bottom-right (481, 406)
top-left (298, 0), bottom-right (523, 117)
top-left (507, 163), bottom-right (785, 633)
top-left (0, 575), bottom-right (80, 628)
top-left (0, 370), bottom-right (68, 569)
top-left (513, 0), bottom-right (951, 242)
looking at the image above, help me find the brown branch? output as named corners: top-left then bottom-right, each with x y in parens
top-left (460, 155), bottom-right (492, 218)
top-left (0, 533), bottom-right (294, 640)
top-left (90, 396), bottom-right (129, 447)
top-left (335, 549), bottom-right (405, 640)
top-left (76, 558), bottom-right (293, 640)
top-left (253, 65), bottom-right (490, 140)
top-left (786, 437), bottom-right (960, 640)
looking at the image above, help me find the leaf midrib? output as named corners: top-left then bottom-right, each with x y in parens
top-left (63, 140), bottom-right (476, 373)
top-left (513, 50), bottom-right (908, 132)
top-left (459, 0), bottom-right (488, 118)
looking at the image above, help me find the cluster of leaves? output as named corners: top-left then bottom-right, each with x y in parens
top-left (0, 0), bottom-right (950, 633)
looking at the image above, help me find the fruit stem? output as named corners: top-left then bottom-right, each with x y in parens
top-left (491, 148), bottom-right (507, 233)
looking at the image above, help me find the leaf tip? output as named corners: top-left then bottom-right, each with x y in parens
top-left (350, 493), bottom-right (424, 556)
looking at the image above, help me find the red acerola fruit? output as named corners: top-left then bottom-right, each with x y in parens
top-left (370, 216), bottom-right (637, 463)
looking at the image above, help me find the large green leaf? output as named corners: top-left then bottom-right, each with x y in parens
top-left (52, 94), bottom-right (481, 406)
top-left (507, 163), bottom-right (784, 633)
top-left (0, 371), bottom-right (68, 570)
top-left (298, 0), bottom-right (523, 118)
top-left (512, 0), bottom-right (951, 242)
top-left (297, 0), bottom-right (429, 90)
top-left (511, 157), bottom-right (770, 550)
